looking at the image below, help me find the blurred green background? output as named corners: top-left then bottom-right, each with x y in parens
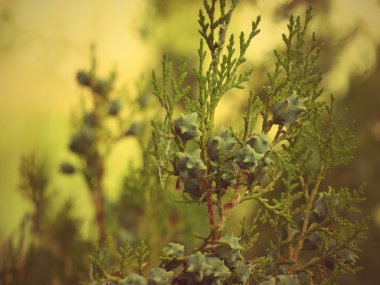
top-left (1, 0), bottom-right (380, 283)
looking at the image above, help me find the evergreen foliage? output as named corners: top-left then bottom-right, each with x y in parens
top-left (86, 1), bottom-right (367, 284)
top-left (0, 1), bottom-right (367, 284)
top-left (0, 153), bottom-right (91, 285)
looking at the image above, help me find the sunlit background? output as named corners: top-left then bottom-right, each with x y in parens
top-left (1, 0), bottom-right (380, 283)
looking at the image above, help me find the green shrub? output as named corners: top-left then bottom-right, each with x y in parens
top-left (86, 1), bottom-right (367, 284)
top-left (0, 1), bottom-right (367, 285)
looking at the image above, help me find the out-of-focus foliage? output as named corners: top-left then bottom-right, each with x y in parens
top-left (324, 52), bottom-right (380, 285)
top-left (0, 48), bottom-right (208, 285)
top-left (0, 153), bottom-right (91, 285)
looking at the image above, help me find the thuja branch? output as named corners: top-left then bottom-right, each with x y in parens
top-left (91, 2), bottom-right (367, 285)
top-left (61, 50), bottom-right (131, 244)
top-left (292, 162), bottom-right (325, 262)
